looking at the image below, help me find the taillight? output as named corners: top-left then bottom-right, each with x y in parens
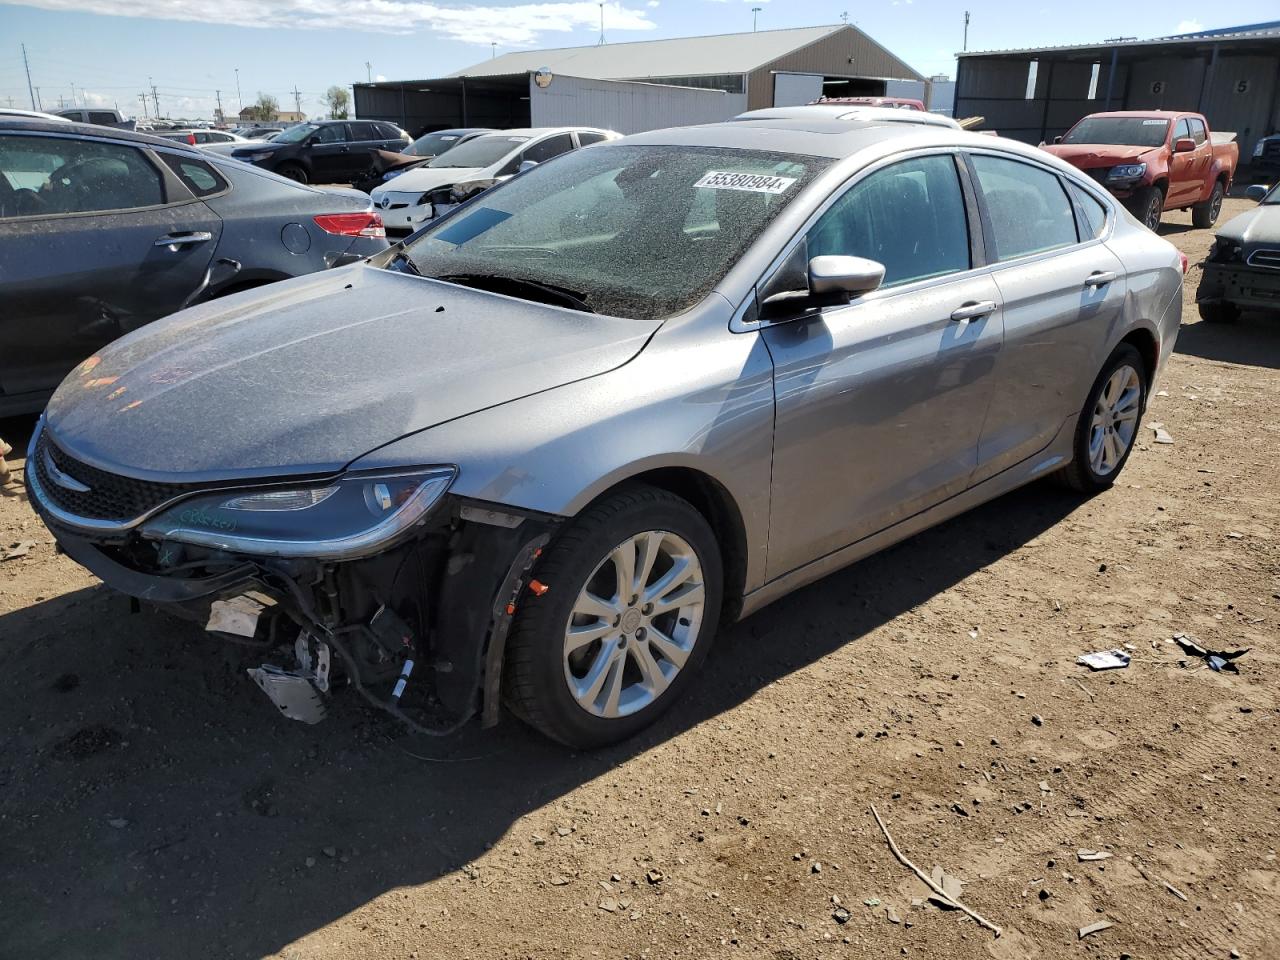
top-left (186, 133), bottom-right (197, 145)
top-left (313, 212), bottom-right (386, 239)
top-left (1178, 251), bottom-right (1189, 274)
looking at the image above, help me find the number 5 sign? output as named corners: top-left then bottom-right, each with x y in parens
top-left (1236, 79), bottom-right (1251, 94)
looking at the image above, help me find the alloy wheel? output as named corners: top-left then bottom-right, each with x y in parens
top-left (563, 530), bottom-right (705, 719)
top-left (1209, 187), bottom-right (1223, 223)
top-left (1088, 364), bottom-right (1141, 476)
top-left (1144, 195), bottom-right (1162, 231)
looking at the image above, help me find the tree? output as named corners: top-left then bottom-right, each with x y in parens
top-left (247, 92), bottom-right (279, 121)
top-left (325, 85), bottom-right (350, 120)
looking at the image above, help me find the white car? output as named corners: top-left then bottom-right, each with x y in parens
top-left (0, 107), bottom-right (72, 123)
top-left (371, 126), bottom-right (619, 238)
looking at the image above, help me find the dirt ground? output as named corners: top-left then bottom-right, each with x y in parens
top-left (1, 197), bottom-right (1277, 960)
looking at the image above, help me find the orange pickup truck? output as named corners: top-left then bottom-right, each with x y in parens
top-left (1042, 110), bottom-right (1237, 231)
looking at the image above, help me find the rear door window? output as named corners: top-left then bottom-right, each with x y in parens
top-left (88, 112), bottom-right (118, 125)
top-left (807, 154), bottom-right (971, 287)
top-left (522, 134), bottom-right (575, 165)
top-left (0, 134), bottom-right (165, 217)
top-left (349, 122), bottom-right (379, 141)
top-left (969, 154), bottom-right (1078, 261)
top-left (577, 132), bottom-right (611, 146)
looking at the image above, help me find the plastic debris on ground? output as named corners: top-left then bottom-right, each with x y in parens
top-left (1173, 633), bottom-right (1250, 673)
top-left (1076, 648), bottom-right (1131, 671)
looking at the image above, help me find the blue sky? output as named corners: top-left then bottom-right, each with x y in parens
top-left (0, 1), bottom-right (1222, 120)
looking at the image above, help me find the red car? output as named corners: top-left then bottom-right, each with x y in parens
top-left (811, 96), bottom-right (926, 111)
top-left (1042, 110), bottom-right (1237, 231)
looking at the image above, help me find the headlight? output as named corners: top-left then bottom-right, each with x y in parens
top-left (450, 178), bottom-right (500, 202)
top-left (382, 168), bottom-right (405, 181)
top-left (1255, 141), bottom-right (1266, 158)
top-left (245, 151), bottom-right (275, 162)
top-left (1106, 163), bottom-right (1146, 182)
top-left (138, 467), bottom-right (455, 559)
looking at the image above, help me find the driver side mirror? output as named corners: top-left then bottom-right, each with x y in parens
top-left (762, 255), bottom-right (885, 318)
top-left (1174, 137), bottom-right (1196, 153)
top-left (1246, 183), bottom-right (1269, 202)
top-left (1052, 135), bottom-right (1063, 144)
top-left (517, 159), bottom-right (539, 174)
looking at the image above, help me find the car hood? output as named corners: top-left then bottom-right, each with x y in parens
top-left (43, 264), bottom-right (659, 483)
top-left (1042, 143), bottom-right (1156, 168)
top-left (1214, 204), bottom-right (1280, 246)
top-left (373, 165), bottom-right (485, 195)
top-left (230, 142), bottom-right (281, 157)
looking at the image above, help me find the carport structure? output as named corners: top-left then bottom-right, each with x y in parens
top-left (954, 21), bottom-right (1280, 156)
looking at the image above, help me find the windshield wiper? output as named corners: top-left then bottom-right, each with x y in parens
top-left (436, 273), bottom-right (594, 313)
top-left (389, 249), bottom-right (422, 276)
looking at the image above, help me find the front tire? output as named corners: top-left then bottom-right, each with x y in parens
top-left (277, 163), bottom-right (309, 184)
top-left (1197, 300), bottom-right (1240, 323)
top-left (1059, 343), bottom-right (1148, 493)
top-left (1191, 181), bottom-right (1224, 228)
top-left (1129, 186), bottom-right (1164, 231)
top-left (504, 485), bottom-right (723, 748)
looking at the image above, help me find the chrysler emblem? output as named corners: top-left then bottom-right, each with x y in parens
top-left (42, 447), bottom-right (91, 493)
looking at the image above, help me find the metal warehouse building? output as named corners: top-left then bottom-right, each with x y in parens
top-left (954, 21), bottom-right (1280, 157)
top-left (353, 23), bottom-right (926, 135)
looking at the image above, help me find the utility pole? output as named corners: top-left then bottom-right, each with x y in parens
top-left (235, 68), bottom-right (242, 111)
top-left (148, 76), bottom-right (159, 117)
top-left (69, 81), bottom-right (77, 107)
top-left (752, 6), bottom-right (762, 31)
top-left (138, 92), bottom-right (149, 120)
top-left (491, 42), bottom-right (496, 59)
top-left (34, 86), bottom-right (42, 110)
top-left (963, 10), bottom-right (970, 52)
top-left (21, 42), bottom-right (36, 110)
top-left (215, 89), bottom-right (223, 123)
top-left (365, 61), bottom-right (372, 82)
top-left (291, 85), bottom-right (302, 116)
top-left (597, 2), bottom-right (605, 45)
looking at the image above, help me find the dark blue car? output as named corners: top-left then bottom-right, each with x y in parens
top-left (0, 118), bottom-right (389, 415)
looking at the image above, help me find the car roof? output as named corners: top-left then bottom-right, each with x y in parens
top-left (0, 116), bottom-right (208, 153)
top-left (618, 117), bottom-right (1042, 162)
top-left (1082, 111), bottom-right (1186, 119)
top-left (0, 107), bottom-right (72, 122)
top-left (469, 126), bottom-right (613, 139)
top-left (734, 105), bottom-right (960, 130)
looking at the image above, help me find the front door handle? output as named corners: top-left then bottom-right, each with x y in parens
top-left (155, 231), bottom-right (213, 248)
top-left (950, 300), bottom-right (997, 322)
top-left (1084, 271), bottom-right (1118, 288)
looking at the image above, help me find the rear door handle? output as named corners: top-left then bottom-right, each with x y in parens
top-left (950, 300), bottom-right (997, 322)
top-left (155, 231), bottom-right (213, 248)
top-left (1084, 271), bottom-right (1117, 288)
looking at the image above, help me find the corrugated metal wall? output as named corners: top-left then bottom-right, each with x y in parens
top-left (745, 29), bottom-right (923, 110)
top-left (528, 75), bottom-right (746, 133)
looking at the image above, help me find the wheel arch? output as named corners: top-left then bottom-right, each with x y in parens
top-left (1117, 325), bottom-right (1159, 392)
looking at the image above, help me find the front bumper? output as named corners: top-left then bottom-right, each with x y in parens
top-left (1197, 261), bottom-right (1280, 311)
top-left (375, 191), bottom-right (458, 237)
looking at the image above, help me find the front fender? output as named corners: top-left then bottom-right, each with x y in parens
top-left (349, 317), bottom-right (778, 593)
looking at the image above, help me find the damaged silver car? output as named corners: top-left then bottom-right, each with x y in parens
top-left (28, 116), bottom-right (1184, 747)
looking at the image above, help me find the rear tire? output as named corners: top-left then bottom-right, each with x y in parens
top-left (1197, 301), bottom-right (1240, 323)
top-left (504, 485), bottom-right (723, 749)
top-left (277, 163), bottom-right (309, 184)
top-left (1058, 343), bottom-right (1148, 494)
top-left (1191, 181), bottom-right (1224, 228)
top-left (1129, 186), bottom-right (1164, 231)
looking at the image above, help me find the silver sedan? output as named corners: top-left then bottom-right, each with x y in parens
top-left (28, 116), bottom-right (1184, 748)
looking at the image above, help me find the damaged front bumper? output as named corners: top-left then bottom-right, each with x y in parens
top-left (27, 421), bottom-right (559, 733)
top-left (1196, 257), bottom-right (1280, 312)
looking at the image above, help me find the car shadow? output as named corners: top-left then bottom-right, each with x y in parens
top-left (1175, 312), bottom-right (1280, 369)
top-left (0, 477), bottom-right (1084, 960)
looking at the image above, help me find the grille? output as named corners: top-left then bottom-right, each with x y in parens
top-left (1085, 168), bottom-right (1108, 185)
top-left (1246, 249), bottom-right (1280, 270)
top-left (32, 431), bottom-right (202, 523)
top-left (1263, 141), bottom-right (1280, 160)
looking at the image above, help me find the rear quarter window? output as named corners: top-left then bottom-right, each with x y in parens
top-left (159, 154), bottom-right (229, 197)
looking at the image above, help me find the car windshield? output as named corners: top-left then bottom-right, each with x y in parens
top-left (401, 144), bottom-right (828, 321)
top-left (408, 132), bottom-right (467, 157)
top-left (1062, 117), bottom-right (1170, 147)
top-left (273, 123), bottom-right (320, 144)
top-left (427, 134), bottom-right (528, 169)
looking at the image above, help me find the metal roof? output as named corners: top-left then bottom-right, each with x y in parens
top-left (958, 21), bottom-right (1280, 58)
top-left (450, 24), bottom-right (848, 80)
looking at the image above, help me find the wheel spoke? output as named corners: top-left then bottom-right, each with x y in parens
top-left (632, 641), bottom-right (670, 698)
top-left (574, 591), bottom-right (619, 620)
top-left (644, 556), bottom-right (694, 605)
top-left (633, 532), bottom-right (663, 594)
top-left (600, 652), bottom-right (626, 717)
top-left (1089, 427), bottom-right (1105, 471)
top-left (576, 643), bottom-right (621, 706)
top-left (566, 620), bottom-right (614, 655)
top-left (611, 541), bottom-right (636, 604)
top-left (651, 580), bottom-right (704, 617)
top-left (647, 625), bottom-right (690, 669)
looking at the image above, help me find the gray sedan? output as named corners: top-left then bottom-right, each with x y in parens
top-left (0, 118), bottom-right (388, 415)
top-left (27, 117), bottom-right (1183, 748)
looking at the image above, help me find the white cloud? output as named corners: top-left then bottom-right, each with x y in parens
top-left (1174, 18), bottom-right (1203, 33)
top-left (9, 0), bottom-right (658, 44)
top-left (375, 74), bottom-right (388, 81)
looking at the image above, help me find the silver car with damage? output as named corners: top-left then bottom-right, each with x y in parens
top-left (27, 116), bottom-right (1184, 748)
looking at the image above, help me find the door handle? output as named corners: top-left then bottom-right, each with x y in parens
top-left (1083, 271), bottom-right (1117, 288)
top-left (155, 231), bottom-right (213, 248)
top-left (950, 300), bottom-right (997, 322)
